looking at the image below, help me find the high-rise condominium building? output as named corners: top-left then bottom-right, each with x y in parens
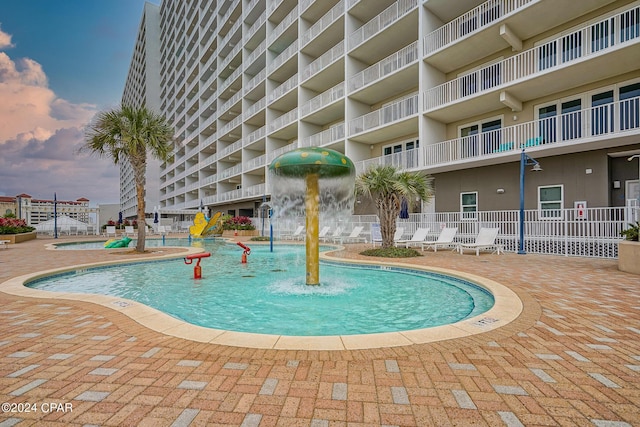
top-left (123, 0), bottom-right (640, 221)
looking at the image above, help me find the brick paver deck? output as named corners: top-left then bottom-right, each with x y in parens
top-left (0, 235), bottom-right (638, 426)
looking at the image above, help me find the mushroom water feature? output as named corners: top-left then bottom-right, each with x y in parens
top-left (269, 147), bottom-right (355, 285)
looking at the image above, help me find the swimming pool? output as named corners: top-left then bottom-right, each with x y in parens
top-left (31, 241), bottom-right (494, 336)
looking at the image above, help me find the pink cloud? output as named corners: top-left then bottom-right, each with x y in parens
top-left (0, 28), bottom-right (118, 204)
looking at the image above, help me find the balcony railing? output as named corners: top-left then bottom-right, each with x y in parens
top-left (268, 108), bottom-right (298, 133)
top-left (269, 5), bottom-right (298, 44)
top-left (301, 41), bottom-right (344, 81)
top-left (219, 163), bottom-right (242, 179)
top-left (268, 73), bottom-right (298, 103)
top-left (354, 148), bottom-right (420, 174)
top-left (269, 40), bottom-right (299, 72)
top-left (424, 5), bottom-right (640, 111)
top-left (300, 82), bottom-right (344, 117)
top-left (349, 41), bottom-right (418, 92)
top-left (267, 143), bottom-right (297, 162)
top-left (424, 0), bottom-right (534, 55)
top-left (423, 95), bottom-right (640, 167)
top-left (245, 154), bottom-right (266, 170)
top-left (348, 0), bottom-right (417, 50)
top-left (349, 93), bottom-right (419, 135)
top-left (299, 123), bottom-right (345, 148)
top-left (244, 183), bottom-right (266, 198)
top-left (244, 125), bottom-right (266, 146)
top-left (301, 0), bottom-right (344, 47)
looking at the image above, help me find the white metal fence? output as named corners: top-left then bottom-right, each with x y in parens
top-left (261, 206), bottom-right (639, 259)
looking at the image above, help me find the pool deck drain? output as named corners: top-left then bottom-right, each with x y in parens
top-left (0, 235), bottom-right (638, 426)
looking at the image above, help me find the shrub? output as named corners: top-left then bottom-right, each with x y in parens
top-left (250, 236), bottom-right (271, 241)
top-left (360, 247), bottom-right (422, 258)
top-left (222, 216), bottom-right (255, 231)
top-left (0, 216), bottom-right (35, 235)
top-left (620, 221), bottom-right (639, 241)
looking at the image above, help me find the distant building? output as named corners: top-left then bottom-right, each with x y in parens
top-left (2, 194), bottom-right (92, 225)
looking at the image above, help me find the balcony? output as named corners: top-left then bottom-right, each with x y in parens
top-left (300, 41), bottom-right (344, 83)
top-left (301, 0), bottom-right (344, 47)
top-left (348, 0), bottom-right (417, 51)
top-left (348, 41), bottom-right (418, 104)
top-left (423, 0), bottom-right (618, 73)
top-left (424, 5), bottom-right (640, 122)
top-left (300, 82), bottom-right (344, 123)
top-left (348, 93), bottom-right (419, 143)
top-left (299, 123), bottom-right (345, 148)
top-left (422, 95), bottom-right (640, 173)
top-left (354, 148), bottom-right (420, 175)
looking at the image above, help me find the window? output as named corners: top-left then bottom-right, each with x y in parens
top-left (460, 117), bottom-right (502, 157)
top-left (461, 192), bottom-right (478, 220)
top-left (382, 139), bottom-right (420, 169)
top-left (538, 185), bottom-right (563, 219)
top-left (591, 90), bottom-right (614, 135)
top-left (619, 82), bottom-right (640, 130)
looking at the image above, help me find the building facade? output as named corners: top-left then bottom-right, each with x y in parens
top-left (2, 194), bottom-right (92, 225)
top-left (124, 0), bottom-right (640, 220)
top-left (120, 2), bottom-right (165, 220)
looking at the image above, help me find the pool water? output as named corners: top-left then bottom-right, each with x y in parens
top-left (32, 242), bottom-right (494, 336)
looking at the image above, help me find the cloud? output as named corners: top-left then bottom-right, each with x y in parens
top-left (0, 24), bottom-right (13, 49)
top-left (0, 27), bottom-right (118, 204)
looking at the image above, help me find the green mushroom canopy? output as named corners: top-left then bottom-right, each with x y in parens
top-left (269, 147), bottom-right (355, 178)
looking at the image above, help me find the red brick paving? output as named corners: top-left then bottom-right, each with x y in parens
top-left (0, 235), bottom-right (638, 426)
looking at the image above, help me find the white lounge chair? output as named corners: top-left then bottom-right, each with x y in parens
top-left (333, 226), bottom-right (366, 244)
top-left (316, 226), bottom-right (331, 240)
top-left (321, 226), bottom-right (343, 242)
top-left (421, 227), bottom-right (458, 252)
top-left (124, 225), bottom-right (135, 236)
top-left (104, 226), bottom-right (117, 237)
top-left (282, 225), bottom-right (304, 240)
top-left (158, 225), bottom-right (168, 235)
top-left (372, 225), bottom-right (405, 247)
top-left (395, 227), bottom-right (430, 248)
top-left (457, 227), bottom-right (502, 256)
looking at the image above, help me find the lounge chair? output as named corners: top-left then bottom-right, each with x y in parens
top-left (333, 226), bottom-right (366, 244)
top-left (158, 225), bottom-right (168, 235)
top-left (321, 226), bottom-right (343, 242)
top-left (316, 226), bottom-right (331, 241)
top-left (457, 227), bottom-right (502, 256)
top-left (281, 225), bottom-right (304, 241)
top-left (421, 227), bottom-right (458, 252)
top-left (104, 226), bottom-right (117, 237)
top-left (395, 227), bottom-right (430, 248)
top-left (124, 225), bottom-right (135, 236)
top-left (372, 225), bottom-right (405, 247)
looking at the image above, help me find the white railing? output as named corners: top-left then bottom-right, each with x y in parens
top-left (218, 139), bottom-right (243, 158)
top-left (269, 5), bottom-right (298, 43)
top-left (268, 108), bottom-right (298, 133)
top-left (300, 123), bottom-right (345, 148)
top-left (424, 5), bottom-right (640, 111)
top-left (245, 69), bottom-right (266, 93)
top-left (219, 113), bottom-right (243, 136)
top-left (245, 40), bottom-right (266, 68)
top-left (349, 93), bottom-right (419, 135)
top-left (219, 188), bottom-right (243, 202)
top-left (424, 0), bottom-right (534, 55)
top-left (244, 11), bottom-right (266, 44)
top-left (219, 163), bottom-right (242, 179)
top-left (301, 0), bottom-right (344, 47)
top-left (348, 0), bottom-right (417, 50)
top-left (218, 66), bottom-right (242, 94)
top-left (269, 39), bottom-right (299, 72)
top-left (244, 125), bottom-right (266, 146)
top-left (268, 73), bottom-right (298, 103)
top-left (300, 82), bottom-right (344, 117)
top-left (348, 206), bottom-right (638, 258)
top-left (245, 154), bottom-right (266, 170)
top-left (423, 95), bottom-right (640, 167)
top-left (301, 41), bottom-right (344, 81)
top-left (244, 96), bottom-right (266, 120)
top-left (349, 41), bottom-right (418, 92)
top-left (355, 148), bottom-right (420, 174)
top-left (244, 183), bottom-right (266, 197)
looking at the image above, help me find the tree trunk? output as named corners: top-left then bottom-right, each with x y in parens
top-left (377, 195), bottom-right (400, 248)
top-left (133, 159), bottom-right (147, 253)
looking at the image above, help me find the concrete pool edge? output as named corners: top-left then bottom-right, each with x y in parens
top-left (2, 243), bottom-right (525, 351)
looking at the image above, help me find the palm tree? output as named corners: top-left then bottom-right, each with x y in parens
top-left (355, 165), bottom-right (434, 248)
top-left (83, 104), bottom-right (174, 252)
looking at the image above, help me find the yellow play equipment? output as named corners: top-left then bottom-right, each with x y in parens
top-left (189, 211), bottom-right (223, 237)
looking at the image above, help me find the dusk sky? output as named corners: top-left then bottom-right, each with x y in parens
top-left (0, 0), bottom-right (160, 205)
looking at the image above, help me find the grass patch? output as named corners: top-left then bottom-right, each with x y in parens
top-left (360, 247), bottom-right (422, 258)
top-left (250, 236), bottom-right (272, 241)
